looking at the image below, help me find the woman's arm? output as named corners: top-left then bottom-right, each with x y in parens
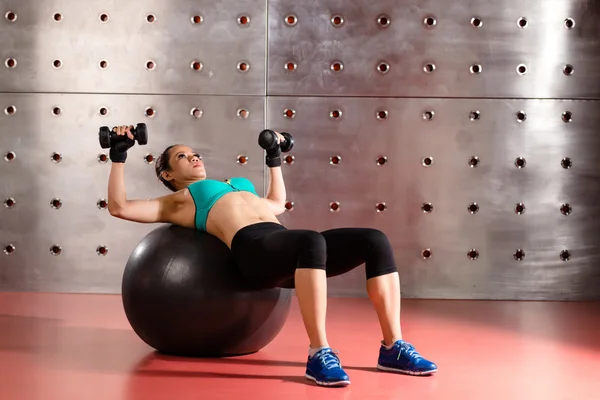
top-left (108, 163), bottom-right (177, 223)
top-left (263, 165), bottom-right (287, 216)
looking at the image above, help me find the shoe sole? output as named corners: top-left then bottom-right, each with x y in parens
top-left (376, 364), bottom-right (438, 376)
top-left (305, 374), bottom-right (351, 387)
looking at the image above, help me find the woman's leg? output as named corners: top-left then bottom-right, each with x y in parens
top-left (231, 223), bottom-right (350, 386)
top-left (233, 225), bottom-right (329, 347)
top-left (366, 273), bottom-right (402, 345)
top-left (320, 228), bottom-right (401, 345)
top-left (276, 231), bottom-right (330, 350)
top-left (320, 227), bottom-right (437, 376)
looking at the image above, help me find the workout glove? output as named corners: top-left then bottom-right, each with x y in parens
top-left (265, 145), bottom-right (282, 168)
top-left (258, 129), bottom-right (284, 168)
top-left (110, 136), bottom-right (135, 163)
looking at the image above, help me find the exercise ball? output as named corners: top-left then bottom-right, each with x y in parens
top-left (121, 224), bottom-right (292, 357)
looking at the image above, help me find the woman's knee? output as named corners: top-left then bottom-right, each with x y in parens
top-left (296, 230), bottom-right (327, 270)
top-left (362, 228), bottom-right (392, 250)
top-left (363, 229), bottom-right (398, 279)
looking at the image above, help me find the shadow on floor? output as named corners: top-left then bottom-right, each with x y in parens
top-left (0, 313), bottom-right (372, 388)
top-left (132, 351), bottom-right (380, 374)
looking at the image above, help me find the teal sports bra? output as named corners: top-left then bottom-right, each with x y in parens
top-left (187, 177), bottom-right (259, 231)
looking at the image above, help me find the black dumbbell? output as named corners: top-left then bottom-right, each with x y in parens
top-left (258, 129), bottom-right (294, 153)
top-left (99, 123), bottom-right (149, 150)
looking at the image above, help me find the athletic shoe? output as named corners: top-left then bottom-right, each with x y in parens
top-left (377, 340), bottom-right (438, 375)
top-left (305, 348), bottom-right (351, 386)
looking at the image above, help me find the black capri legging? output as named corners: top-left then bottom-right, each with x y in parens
top-left (230, 222), bottom-right (398, 289)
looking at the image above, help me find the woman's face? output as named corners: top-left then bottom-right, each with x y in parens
top-left (161, 145), bottom-right (206, 186)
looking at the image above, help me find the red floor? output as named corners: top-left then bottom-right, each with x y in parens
top-left (0, 293), bottom-right (599, 400)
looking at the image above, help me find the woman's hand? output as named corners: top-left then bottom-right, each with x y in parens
top-left (110, 125), bottom-right (136, 163)
top-left (274, 131), bottom-right (285, 144)
top-left (113, 125), bottom-right (135, 141)
top-left (273, 131), bottom-right (294, 153)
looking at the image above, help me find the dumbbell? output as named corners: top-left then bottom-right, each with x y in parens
top-left (99, 123), bottom-right (149, 150)
top-left (258, 129), bottom-right (294, 153)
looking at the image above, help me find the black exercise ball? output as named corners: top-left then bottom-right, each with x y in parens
top-left (121, 224), bottom-right (292, 357)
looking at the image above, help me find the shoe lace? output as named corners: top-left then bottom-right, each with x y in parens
top-left (317, 349), bottom-right (342, 369)
top-left (398, 342), bottom-right (423, 361)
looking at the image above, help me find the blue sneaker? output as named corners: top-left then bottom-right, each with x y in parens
top-left (377, 340), bottom-right (438, 376)
top-left (305, 348), bottom-right (351, 387)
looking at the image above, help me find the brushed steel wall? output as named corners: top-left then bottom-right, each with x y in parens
top-left (269, 97), bottom-right (600, 299)
top-left (1, 0), bottom-right (599, 299)
top-left (0, 1), bottom-right (267, 95)
top-left (0, 94), bottom-right (266, 292)
top-left (267, 0), bottom-right (600, 99)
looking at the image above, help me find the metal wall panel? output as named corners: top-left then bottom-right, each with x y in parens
top-left (267, 0), bottom-right (600, 98)
top-left (268, 97), bottom-right (600, 300)
top-left (1, 0), bottom-right (599, 300)
top-left (0, 94), bottom-right (265, 292)
top-left (0, 0), bottom-right (266, 95)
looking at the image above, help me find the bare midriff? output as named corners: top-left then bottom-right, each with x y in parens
top-left (206, 191), bottom-right (281, 248)
top-left (169, 189), bottom-right (280, 249)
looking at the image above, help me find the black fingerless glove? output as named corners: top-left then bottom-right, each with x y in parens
top-left (258, 129), bottom-right (283, 168)
top-left (265, 145), bottom-right (282, 168)
top-left (109, 137), bottom-right (135, 163)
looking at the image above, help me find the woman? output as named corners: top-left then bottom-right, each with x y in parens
top-left (107, 125), bottom-right (437, 387)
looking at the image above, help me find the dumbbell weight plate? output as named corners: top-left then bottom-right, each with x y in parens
top-left (99, 126), bottom-right (111, 148)
top-left (136, 123), bottom-right (148, 145)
